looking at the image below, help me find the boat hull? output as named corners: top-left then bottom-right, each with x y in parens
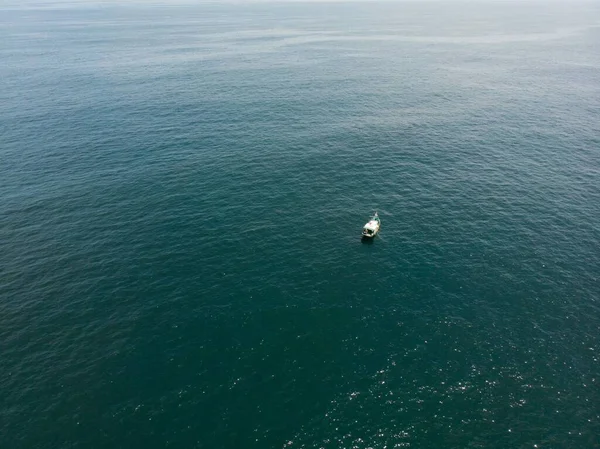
top-left (362, 228), bottom-right (379, 237)
top-left (362, 212), bottom-right (380, 238)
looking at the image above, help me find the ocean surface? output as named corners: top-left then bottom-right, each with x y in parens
top-left (1, 1), bottom-right (599, 448)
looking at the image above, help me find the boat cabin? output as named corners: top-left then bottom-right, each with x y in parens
top-left (362, 221), bottom-right (378, 237)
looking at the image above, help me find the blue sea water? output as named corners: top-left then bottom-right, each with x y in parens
top-left (1, 1), bottom-right (600, 448)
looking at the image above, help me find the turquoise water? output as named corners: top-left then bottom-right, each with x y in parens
top-left (1, 1), bottom-right (599, 448)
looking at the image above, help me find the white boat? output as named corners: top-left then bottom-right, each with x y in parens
top-left (362, 212), bottom-right (380, 238)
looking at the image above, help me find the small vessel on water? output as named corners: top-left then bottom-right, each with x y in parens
top-left (362, 212), bottom-right (380, 238)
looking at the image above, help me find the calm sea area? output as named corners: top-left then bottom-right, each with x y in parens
top-left (1, 1), bottom-right (599, 448)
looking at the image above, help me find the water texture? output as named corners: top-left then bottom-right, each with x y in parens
top-left (1, 1), bottom-right (599, 448)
